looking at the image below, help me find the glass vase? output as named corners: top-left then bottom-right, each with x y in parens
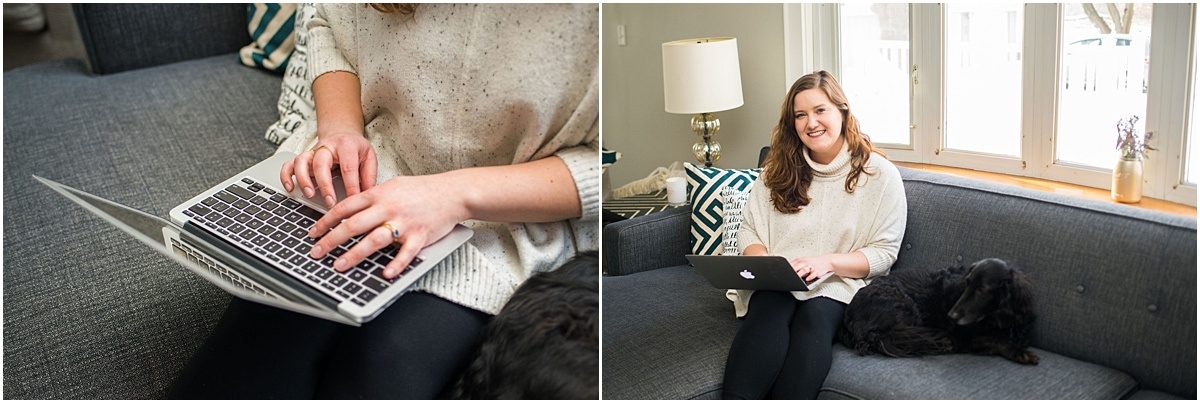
top-left (1111, 153), bottom-right (1143, 203)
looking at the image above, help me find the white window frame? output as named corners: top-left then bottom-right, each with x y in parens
top-left (787, 3), bottom-right (1198, 207)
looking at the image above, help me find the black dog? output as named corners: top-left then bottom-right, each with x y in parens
top-left (839, 258), bottom-right (1038, 365)
top-left (454, 252), bottom-right (599, 399)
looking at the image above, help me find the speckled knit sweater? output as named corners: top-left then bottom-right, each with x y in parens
top-left (730, 142), bottom-right (907, 317)
top-left (283, 3), bottom-right (599, 315)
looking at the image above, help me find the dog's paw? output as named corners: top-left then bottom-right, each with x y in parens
top-left (1015, 350), bottom-right (1039, 365)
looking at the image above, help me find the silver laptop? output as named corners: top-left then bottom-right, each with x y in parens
top-left (686, 255), bottom-right (832, 291)
top-left (34, 151), bottom-right (473, 326)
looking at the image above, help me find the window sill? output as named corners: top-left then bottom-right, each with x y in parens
top-left (895, 162), bottom-right (1197, 219)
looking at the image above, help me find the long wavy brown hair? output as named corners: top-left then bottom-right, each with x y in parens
top-left (761, 70), bottom-right (884, 214)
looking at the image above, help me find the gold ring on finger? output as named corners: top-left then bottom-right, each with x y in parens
top-left (312, 145), bottom-right (333, 156)
top-left (381, 222), bottom-right (400, 245)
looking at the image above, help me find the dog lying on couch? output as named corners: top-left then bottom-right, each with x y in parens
top-left (840, 258), bottom-right (1038, 365)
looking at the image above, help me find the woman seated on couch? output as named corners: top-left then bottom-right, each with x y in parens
top-left (722, 70), bottom-right (907, 399)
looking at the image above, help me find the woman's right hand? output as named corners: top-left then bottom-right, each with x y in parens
top-left (280, 132), bottom-right (378, 209)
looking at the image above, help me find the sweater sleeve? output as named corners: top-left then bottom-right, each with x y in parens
top-left (306, 4), bottom-right (358, 83)
top-left (858, 158), bottom-right (908, 279)
top-left (554, 139), bottom-right (600, 222)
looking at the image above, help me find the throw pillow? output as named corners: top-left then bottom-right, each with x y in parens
top-left (685, 162), bottom-right (761, 255)
top-left (721, 186), bottom-right (750, 256)
top-left (264, 3), bottom-right (316, 145)
top-left (240, 3), bottom-right (297, 74)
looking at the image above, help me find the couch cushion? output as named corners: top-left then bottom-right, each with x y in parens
top-left (3, 57), bottom-right (282, 399)
top-left (602, 265), bottom-right (740, 399)
top-left (821, 346), bottom-right (1137, 399)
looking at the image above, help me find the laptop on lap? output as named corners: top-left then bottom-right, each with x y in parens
top-left (35, 151), bottom-right (473, 326)
top-left (686, 255), bottom-right (832, 291)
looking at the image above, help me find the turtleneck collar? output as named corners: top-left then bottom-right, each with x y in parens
top-left (803, 140), bottom-right (852, 178)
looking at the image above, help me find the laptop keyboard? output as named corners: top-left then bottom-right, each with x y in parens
top-left (169, 236), bottom-right (280, 299)
top-left (181, 177), bottom-right (422, 306)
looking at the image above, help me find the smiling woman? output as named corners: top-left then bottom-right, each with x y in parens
top-left (721, 70), bottom-right (908, 399)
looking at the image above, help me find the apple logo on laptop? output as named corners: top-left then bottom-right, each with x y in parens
top-left (740, 270), bottom-right (755, 280)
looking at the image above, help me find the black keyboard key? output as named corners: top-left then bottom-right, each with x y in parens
top-left (254, 210), bottom-right (272, 222)
top-left (329, 247), bottom-right (347, 257)
top-left (335, 290), bottom-right (351, 299)
top-left (295, 243), bottom-right (311, 255)
top-left (257, 225), bottom-right (273, 236)
top-left (322, 257), bottom-right (336, 267)
top-left (281, 199), bottom-right (301, 209)
top-left (269, 193), bottom-right (287, 203)
top-left (233, 213), bottom-right (251, 223)
top-left (248, 182), bottom-right (264, 192)
top-left (282, 237), bottom-right (299, 248)
top-left (188, 204), bottom-right (212, 217)
top-left (241, 178), bottom-right (254, 185)
top-left (264, 242), bottom-right (281, 253)
top-left (214, 191), bottom-right (238, 204)
top-left (316, 269), bottom-right (335, 280)
top-left (277, 248), bottom-right (294, 260)
top-left (363, 278), bottom-right (389, 293)
top-left (229, 223), bottom-right (245, 234)
top-left (280, 223), bottom-right (298, 233)
top-left (262, 201), bottom-right (280, 211)
top-left (239, 228), bottom-right (257, 240)
top-left (231, 199), bottom-right (250, 209)
top-left (226, 184), bottom-right (255, 200)
top-left (246, 219), bottom-right (264, 229)
top-left (216, 217), bottom-right (234, 228)
top-left (299, 218), bottom-right (315, 228)
top-left (288, 255), bottom-right (306, 267)
top-left (330, 276), bottom-right (348, 287)
top-left (250, 195), bottom-right (267, 205)
top-left (360, 291), bottom-right (377, 303)
top-left (344, 282), bottom-right (363, 294)
top-left (269, 231), bottom-right (287, 242)
top-left (251, 236), bottom-right (269, 247)
top-left (211, 202), bottom-right (230, 212)
top-left (267, 216), bottom-right (285, 228)
top-left (348, 271), bottom-right (367, 282)
top-left (201, 197), bottom-right (218, 206)
top-left (244, 205), bottom-right (262, 216)
top-left (297, 206), bottom-right (322, 220)
top-left (320, 282), bottom-right (335, 292)
top-left (374, 254), bottom-right (393, 266)
top-left (303, 262), bottom-right (321, 273)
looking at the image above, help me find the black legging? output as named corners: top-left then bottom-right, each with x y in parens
top-left (167, 291), bottom-right (490, 399)
top-left (722, 291), bottom-right (845, 400)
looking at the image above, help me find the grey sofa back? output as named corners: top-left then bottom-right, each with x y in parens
top-left (73, 4), bottom-right (247, 75)
top-left (894, 167), bottom-right (1196, 398)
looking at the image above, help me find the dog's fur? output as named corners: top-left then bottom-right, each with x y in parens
top-left (454, 251), bottom-right (599, 399)
top-left (839, 258), bottom-right (1038, 365)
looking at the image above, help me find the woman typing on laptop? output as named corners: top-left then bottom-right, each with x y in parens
top-left (169, 4), bottom-right (598, 399)
top-left (721, 70), bottom-right (907, 399)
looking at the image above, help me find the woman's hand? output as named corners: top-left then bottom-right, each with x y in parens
top-left (307, 173), bottom-right (470, 279)
top-left (790, 255), bottom-right (835, 282)
top-left (280, 132), bottom-right (378, 209)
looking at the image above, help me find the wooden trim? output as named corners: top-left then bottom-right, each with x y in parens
top-left (896, 162), bottom-right (1197, 219)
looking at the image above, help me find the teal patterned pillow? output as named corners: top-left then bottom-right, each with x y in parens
top-left (685, 162), bottom-right (761, 255)
top-left (239, 3), bottom-right (297, 73)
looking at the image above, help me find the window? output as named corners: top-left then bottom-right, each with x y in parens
top-left (809, 3), bottom-right (1197, 206)
top-left (944, 3), bottom-right (1023, 158)
top-left (1055, 3), bottom-right (1152, 169)
top-left (837, 3), bottom-right (910, 147)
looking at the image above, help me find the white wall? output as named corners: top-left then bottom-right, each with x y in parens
top-left (602, 4), bottom-right (788, 187)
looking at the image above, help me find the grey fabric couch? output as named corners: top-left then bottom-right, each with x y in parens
top-left (4, 4), bottom-right (284, 398)
top-left (603, 166), bottom-right (1196, 399)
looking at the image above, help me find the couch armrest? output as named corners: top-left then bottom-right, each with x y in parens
top-left (603, 206), bottom-right (692, 276)
top-left (73, 4), bottom-right (248, 75)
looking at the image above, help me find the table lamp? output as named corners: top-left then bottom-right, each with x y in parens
top-left (662, 37), bottom-right (744, 167)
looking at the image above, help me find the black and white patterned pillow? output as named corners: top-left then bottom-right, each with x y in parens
top-left (684, 162), bottom-right (761, 255)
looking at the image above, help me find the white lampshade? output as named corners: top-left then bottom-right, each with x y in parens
top-left (662, 37), bottom-right (744, 114)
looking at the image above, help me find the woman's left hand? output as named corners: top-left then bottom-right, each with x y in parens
top-left (307, 173), bottom-right (469, 279)
top-left (790, 255), bottom-right (835, 282)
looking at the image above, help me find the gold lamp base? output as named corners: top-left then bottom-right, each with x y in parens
top-left (690, 112), bottom-right (722, 167)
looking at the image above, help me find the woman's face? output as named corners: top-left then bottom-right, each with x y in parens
top-left (793, 88), bottom-right (845, 165)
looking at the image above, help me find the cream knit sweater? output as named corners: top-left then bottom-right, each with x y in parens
top-left (731, 142), bottom-right (907, 317)
top-left (280, 4), bottom-right (599, 315)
